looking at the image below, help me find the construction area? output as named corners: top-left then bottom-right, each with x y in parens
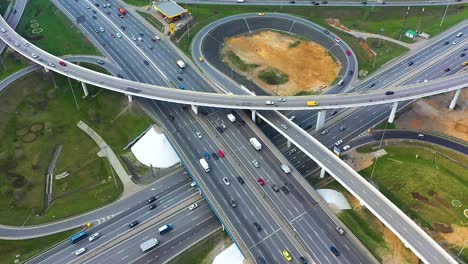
top-left (221, 30), bottom-right (341, 96)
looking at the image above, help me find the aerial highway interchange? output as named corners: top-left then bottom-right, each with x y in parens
top-left (0, 0), bottom-right (466, 263)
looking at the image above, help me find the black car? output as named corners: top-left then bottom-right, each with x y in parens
top-left (201, 111), bottom-right (208, 116)
top-left (289, 0), bottom-right (296, 3)
top-left (385, 91), bottom-right (394, 95)
top-left (169, 114), bottom-right (174, 120)
top-left (121, 26), bottom-right (126, 30)
top-left (143, 60), bottom-right (149, 65)
top-left (314, 2), bottom-right (319, 5)
top-left (281, 186), bottom-right (290, 194)
top-left (461, 53), bottom-right (466, 57)
top-left (139, 32), bottom-right (144, 36)
top-left (177, 76), bottom-right (183, 81)
top-left (92, 15), bottom-right (97, 19)
top-left (128, 220), bottom-right (139, 228)
top-left (322, 1), bottom-right (328, 4)
top-left (216, 127), bottom-right (223, 133)
top-left (323, 30), bottom-right (329, 35)
top-left (237, 176), bottom-right (245, 184)
top-left (95, 3), bottom-right (100, 6)
top-left (348, 70), bottom-right (354, 75)
top-left (361, 1), bottom-right (367, 4)
top-left (117, 74), bottom-right (123, 78)
top-left (229, 198), bottom-right (237, 208)
top-left (331, 110), bottom-right (338, 116)
top-left (369, 83), bottom-right (376, 88)
top-left (444, 67), bottom-right (450, 72)
top-left (240, 120), bottom-right (246, 125)
top-left (299, 256), bottom-right (308, 264)
top-left (407, 61), bottom-right (414, 66)
top-left (146, 196), bottom-right (156, 204)
top-left (253, 222), bottom-right (262, 232)
top-left (330, 246), bottom-right (340, 256)
top-left (149, 204), bottom-right (157, 210)
top-left (443, 41), bottom-right (449, 45)
top-left (212, 153), bottom-right (219, 160)
top-left (271, 184), bottom-right (280, 192)
top-left (95, 29), bottom-right (99, 33)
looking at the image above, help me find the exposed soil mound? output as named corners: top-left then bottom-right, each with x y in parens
top-left (223, 30), bottom-right (340, 96)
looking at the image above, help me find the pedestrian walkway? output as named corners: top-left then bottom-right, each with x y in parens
top-left (77, 121), bottom-right (145, 198)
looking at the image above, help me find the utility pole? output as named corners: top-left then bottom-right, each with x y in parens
top-left (416, 7), bottom-right (425, 33)
top-left (276, 73), bottom-right (281, 95)
top-left (373, 28), bottom-right (384, 69)
top-left (399, 6), bottom-right (410, 41)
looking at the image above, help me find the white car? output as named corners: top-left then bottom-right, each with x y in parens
top-left (116, 33), bottom-right (121, 38)
top-left (417, 134), bottom-right (424, 137)
top-left (342, 145), bottom-right (350, 151)
top-left (48, 62), bottom-right (55, 67)
top-left (196, 132), bottom-right (202, 139)
top-left (252, 159), bottom-right (260, 168)
top-left (31, 53), bottom-right (38, 58)
top-left (88, 232), bottom-right (101, 242)
top-left (281, 124), bottom-right (288, 130)
top-left (289, 116), bottom-right (296, 121)
top-left (188, 203), bottom-right (198, 210)
top-left (14, 41), bottom-right (20, 47)
top-left (131, 36), bottom-right (137, 41)
top-left (334, 37), bottom-right (341, 43)
top-left (265, 100), bottom-right (275, 105)
top-left (190, 181), bottom-right (197, 187)
top-left (452, 40), bottom-right (458, 45)
top-left (86, 5), bottom-right (90, 9)
top-left (99, 27), bottom-right (105, 32)
top-left (222, 177), bottom-right (230, 185)
top-left (155, 35), bottom-right (161, 40)
top-left (137, 37), bottom-right (143, 41)
top-left (335, 140), bottom-right (343, 146)
top-left (75, 247), bottom-right (86, 256)
top-left (277, 97), bottom-right (286, 102)
top-left (1, 28), bottom-right (6, 33)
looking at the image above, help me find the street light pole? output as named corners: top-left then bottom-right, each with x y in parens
top-left (276, 73), bottom-right (280, 95)
top-left (372, 28), bottom-right (384, 69)
top-left (440, 0), bottom-right (450, 27)
top-left (399, 6), bottom-right (410, 41)
top-left (416, 7), bottom-right (425, 33)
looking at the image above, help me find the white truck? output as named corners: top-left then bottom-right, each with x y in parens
top-left (249, 138), bottom-right (262, 151)
top-left (227, 114), bottom-right (236, 123)
top-left (140, 238), bottom-right (159, 252)
top-left (281, 164), bottom-right (291, 174)
top-left (176, 60), bottom-right (186, 69)
top-left (199, 158), bottom-right (211, 172)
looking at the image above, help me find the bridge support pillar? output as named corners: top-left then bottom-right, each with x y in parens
top-left (286, 139), bottom-right (292, 148)
top-left (315, 110), bottom-right (326, 131)
top-left (320, 168), bottom-right (326, 178)
top-left (127, 94), bottom-right (133, 102)
top-left (449, 88), bottom-right (462, 110)
top-left (388, 102), bottom-right (398, 123)
top-left (44, 67), bottom-right (49, 73)
top-left (251, 110), bottom-right (256, 123)
top-left (81, 82), bottom-right (89, 98)
top-left (191, 104), bottom-right (199, 114)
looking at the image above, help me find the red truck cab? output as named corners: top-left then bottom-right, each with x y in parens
top-left (118, 8), bottom-right (126, 15)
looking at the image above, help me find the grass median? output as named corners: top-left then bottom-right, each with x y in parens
top-left (0, 228), bottom-right (80, 264)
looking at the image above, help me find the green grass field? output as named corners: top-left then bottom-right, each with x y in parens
top-left (0, 228), bottom-right (80, 264)
top-left (17, 0), bottom-right (99, 55)
top-left (258, 68), bottom-right (289, 85)
top-left (137, 11), bottom-right (165, 32)
top-left (0, 66), bottom-right (151, 226)
top-left (325, 143), bottom-right (468, 261)
top-left (169, 230), bottom-right (230, 264)
top-left (174, 4), bottom-right (466, 75)
top-left (0, 51), bottom-right (29, 81)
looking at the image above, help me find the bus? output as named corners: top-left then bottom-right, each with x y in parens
top-left (70, 231), bottom-right (88, 243)
top-left (158, 225), bottom-right (173, 235)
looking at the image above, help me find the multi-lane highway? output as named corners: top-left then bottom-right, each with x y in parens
top-left (182, 0), bottom-right (468, 7)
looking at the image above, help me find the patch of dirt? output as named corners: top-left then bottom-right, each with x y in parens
top-left (223, 30), bottom-right (341, 96)
top-left (411, 192), bottom-right (436, 207)
top-left (395, 89), bottom-right (468, 141)
top-left (380, 224), bottom-right (419, 264)
top-left (325, 18), bottom-right (351, 32)
top-left (359, 38), bottom-right (376, 58)
top-left (342, 149), bottom-right (375, 172)
top-left (428, 190), bottom-right (450, 209)
top-left (440, 225), bottom-right (468, 247)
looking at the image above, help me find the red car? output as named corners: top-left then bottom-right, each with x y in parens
top-left (345, 50), bottom-right (351, 56)
top-left (257, 178), bottom-right (265, 186)
top-left (218, 149), bottom-right (225, 158)
top-left (334, 37), bottom-right (341, 43)
top-left (151, 38), bottom-right (156, 42)
top-left (59, 61), bottom-right (67, 66)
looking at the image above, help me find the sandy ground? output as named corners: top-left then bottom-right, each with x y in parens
top-left (395, 89), bottom-right (468, 141)
top-left (223, 30), bottom-right (340, 95)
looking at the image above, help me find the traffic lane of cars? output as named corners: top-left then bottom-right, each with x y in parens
top-left (84, 201), bottom-right (217, 264)
top-left (203, 110), bottom-right (372, 263)
top-left (34, 184), bottom-right (197, 264)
